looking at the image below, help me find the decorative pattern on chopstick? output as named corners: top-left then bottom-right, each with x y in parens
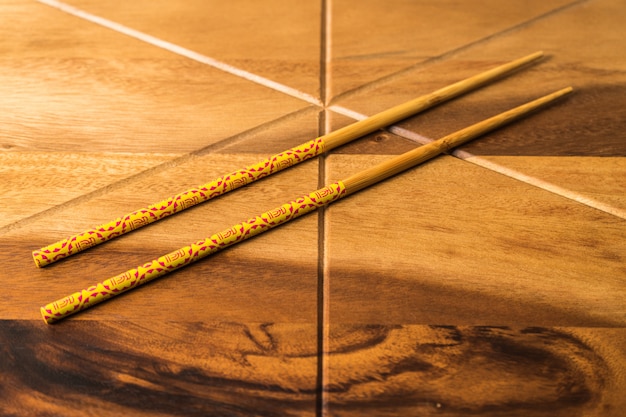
top-left (32, 138), bottom-right (325, 267)
top-left (32, 51), bottom-right (546, 267)
top-left (40, 86), bottom-right (573, 324)
top-left (40, 182), bottom-right (347, 323)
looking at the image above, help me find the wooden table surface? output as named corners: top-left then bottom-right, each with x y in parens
top-left (1, 0), bottom-right (625, 415)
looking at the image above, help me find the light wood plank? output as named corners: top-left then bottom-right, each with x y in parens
top-left (475, 156), bottom-right (626, 213)
top-left (0, 0), bottom-right (309, 153)
top-left (330, 0), bottom-right (573, 99)
top-left (63, 0), bottom-right (322, 97)
top-left (0, 152), bottom-right (176, 228)
top-left (325, 154), bottom-right (626, 327)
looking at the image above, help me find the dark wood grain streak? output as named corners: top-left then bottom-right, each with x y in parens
top-left (0, 320), bottom-right (318, 416)
top-left (407, 84), bottom-right (626, 157)
top-left (326, 267), bottom-right (623, 328)
top-left (326, 325), bottom-right (619, 416)
top-left (2, 322), bottom-right (620, 416)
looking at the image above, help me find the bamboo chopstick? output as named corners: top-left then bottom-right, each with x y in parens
top-left (32, 51), bottom-right (545, 268)
top-left (40, 86), bottom-right (572, 324)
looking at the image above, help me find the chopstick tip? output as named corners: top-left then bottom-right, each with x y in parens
top-left (559, 86), bottom-right (574, 95)
top-left (515, 50), bottom-right (545, 66)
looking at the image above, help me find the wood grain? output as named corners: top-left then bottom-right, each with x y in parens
top-left (0, 320), bottom-right (318, 416)
top-left (329, 0), bottom-right (573, 99)
top-left (63, 0), bottom-right (322, 97)
top-left (3, 321), bottom-right (623, 416)
top-left (398, 82), bottom-right (626, 157)
top-left (0, 153), bottom-right (320, 321)
top-left (0, 152), bottom-right (175, 228)
top-left (1, 0), bottom-right (624, 415)
top-left (325, 325), bottom-right (626, 416)
top-left (324, 154), bottom-right (626, 327)
top-left (333, 59), bottom-right (626, 157)
top-left (0, 0), bottom-right (309, 153)
top-left (334, 0), bottom-right (626, 156)
top-left (475, 156), bottom-right (626, 212)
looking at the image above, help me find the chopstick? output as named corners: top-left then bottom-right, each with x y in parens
top-left (40, 86), bottom-right (573, 323)
top-left (32, 51), bottom-right (545, 267)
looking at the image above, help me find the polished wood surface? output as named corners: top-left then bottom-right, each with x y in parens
top-left (1, 0), bottom-right (624, 415)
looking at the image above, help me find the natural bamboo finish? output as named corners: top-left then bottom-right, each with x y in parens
top-left (342, 87), bottom-right (573, 193)
top-left (40, 86), bottom-right (572, 323)
top-left (320, 51), bottom-right (544, 149)
top-left (32, 51), bottom-right (544, 267)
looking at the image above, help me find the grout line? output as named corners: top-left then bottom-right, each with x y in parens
top-left (328, 0), bottom-right (590, 105)
top-left (320, 0), bottom-right (332, 107)
top-left (317, 1), bottom-right (332, 416)
top-left (36, 0), bottom-right (323, 107)
top-left (316, 109), bottom-right (330, 417)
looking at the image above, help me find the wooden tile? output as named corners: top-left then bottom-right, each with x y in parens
top-left (215, 106), bottom-right (322, 155)
top-left (0, 0), bottom-right (309, 153)
top-left (329, 0), bottom-right (626, 216)
top-left (325, 325), bottom-right (626, 416)
top-left (0, 152), bottom-right (175, 228)
top-left (63, 0), bottom-right (322, 98)
top-left (324, 154), bottom-right (626, 327)
top-left (473, 156), bottom-right (626, 213)
top-left (0, 320), bottom-right (318, 416)
top-left (331, 0), bottom-right (626, 155)
top-left (0, 149), bottom-right (321, 321)
top-left (329, 0), bottom-right (573, 100)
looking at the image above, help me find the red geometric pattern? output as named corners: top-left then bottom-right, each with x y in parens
top-left (41, 181), bottom-right (346, 323)
top-left (32, 137), bottom-right (325, 267)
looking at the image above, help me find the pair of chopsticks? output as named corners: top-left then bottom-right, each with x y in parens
top-left (38, 51), bottom-right (572, 323)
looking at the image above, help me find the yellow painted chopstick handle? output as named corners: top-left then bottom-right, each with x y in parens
top-left (41, 182), bottom-right (347, 323)
top-left (32, 137), bottom-right (325, 267)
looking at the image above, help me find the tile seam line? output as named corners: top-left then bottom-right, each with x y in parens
top-left (36, 0), bottom-right (323, 107)
top-left (329, 105), bottom-right (626, 221)
top-left (317, 2), bottom-right (332, 416)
